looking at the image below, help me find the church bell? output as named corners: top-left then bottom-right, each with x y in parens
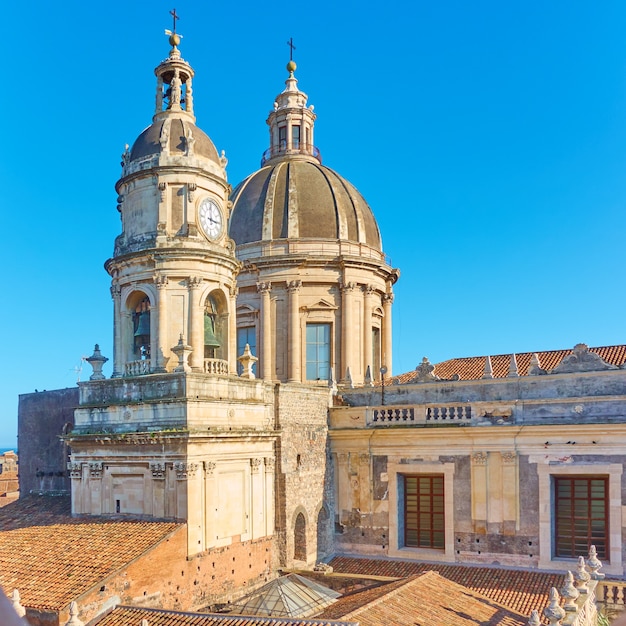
top-left (134, 311), bottom-right (151, 337)
top-left (204, 315), bottom-right (220, 349)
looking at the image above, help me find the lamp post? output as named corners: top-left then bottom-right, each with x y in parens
top-left (380, 365), bottom-right (387, 406)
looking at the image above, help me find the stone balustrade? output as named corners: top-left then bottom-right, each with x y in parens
top-left (124, 359), bottom-right (151, 377)
top-left (370, 404), bottom-right (472, 425)
top-left (203, 358), bottom-right (229, 375)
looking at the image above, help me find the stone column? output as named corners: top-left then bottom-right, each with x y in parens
top-left (229, 284), bottom-right (238, 375)
top-left (363, 285), bottom-right (374, 378)
top-left (188, 277), bottom-right (203, 372)
top-left (110, 284), bottom-right (123, 377)
top-left (257, 282), bottom-right (273, 380)
top-left (287, 280), bottom-right (302, 382)
top-left (154, 275), bottom-right (169, 373)
top-left (342, 282), bottom-right (357, 381)
top-left (382, 292), bottom-right (394, 376)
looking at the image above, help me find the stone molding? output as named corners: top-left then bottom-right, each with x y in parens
top-left (552, 343), bottom-right (618, 374)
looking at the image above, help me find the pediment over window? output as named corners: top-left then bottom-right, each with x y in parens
top-left (302, 299), bottom-right (338, 312)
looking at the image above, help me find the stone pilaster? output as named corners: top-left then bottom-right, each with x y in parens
top-left (382, 292), bottom-right (393, 376)
top-left (110, 284), bottom-right (123, 377)
top-left (188, 277), bottom-right (203, 371)
top-left (257, 282), bottom-right (273, 380)
top-left (228, 284), bottom-right (238, 374)
top-left (154, 274), bottom-right (169, 372)
top-left (341, 282), bottom-right (357, 381)
top-left (363, 285), bottom-right (375, 378)
top-left (287, 280), bottom-right (302, 382)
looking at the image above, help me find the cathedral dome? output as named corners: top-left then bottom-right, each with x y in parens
top-left (229, 160), bottom-right (382, 249)
top-left (129, 118), bottom-right (221, 165)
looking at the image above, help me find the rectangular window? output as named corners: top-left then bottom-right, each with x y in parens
top-left (404, 475), bottom-right (444, 549)
top-left (292, 125), bottom-right (301, 148)
top-left (237, 326), bottom-right (257, 375)
top-left (554, 476), bottom-right (608, 559)
top-left (279, 126), bottom-right (286, 149)
top-left (306, 323), bottom-right (330, 381)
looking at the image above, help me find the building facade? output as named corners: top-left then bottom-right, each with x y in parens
top-left (17, 27), bottom-right (626, 587)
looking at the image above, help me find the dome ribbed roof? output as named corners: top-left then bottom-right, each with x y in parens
top-left (229, 160), bottom-right (382, 249)
top-left (129, 118), bottom-right (220, 164)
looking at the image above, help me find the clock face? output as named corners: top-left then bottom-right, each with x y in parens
top-left (198, 198), bottom-right (223, 241)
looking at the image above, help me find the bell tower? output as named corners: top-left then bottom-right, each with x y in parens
top-left (106, 22), bottom-right (239, 377)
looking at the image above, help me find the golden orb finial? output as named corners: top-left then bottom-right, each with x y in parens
top-left (287, 60), bottom-right (297, 74)
top-left (169, 33), bottom-right (181, 47)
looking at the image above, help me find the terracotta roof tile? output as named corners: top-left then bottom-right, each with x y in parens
top-left (328, 556), bottom-right (563, 618)
top-left (93, 606), bottom-right (358, 626)
top-left (0, 496), bottom-right (181, 612)
top-left (393, 344), bottom-right (626, 384)
top-left (319, 572), bottom-right (527, 626)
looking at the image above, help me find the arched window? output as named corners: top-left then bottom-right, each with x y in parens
top-left (204, 295), bottom-right (220, 359)
top-left (294, 512), bottom-right (307, 561)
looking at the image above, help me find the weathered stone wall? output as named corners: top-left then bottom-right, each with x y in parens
top-left (273, 383), bottom-right (333, 567)
top-left (18, 388), bottom-right (78, 495)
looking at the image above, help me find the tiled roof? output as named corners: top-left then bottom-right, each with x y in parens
top-left (328, 556), bottom-right (563, 618)
top-left (393, 344), bottom-right (626, 384)
top-left (92, 606), bottom-right (358, 626)
top-left (0, 496), bottom-right (181, 611)
top-left (318, 572), bottom-right (528, 626)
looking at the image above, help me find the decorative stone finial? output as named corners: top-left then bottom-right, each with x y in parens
top-left (543, 588), bottom-right (565, 625)
top-left (560, 571), bottom-right (579, 611)
top-left (345, 367), bottom-right (354, 389)
top-left (328, 367), bottom-right (337, 394)
top-left (508, 353), bottom-right (519, 377)
top-left (237, 343), bottom-right (258, 379)
top-left (86, 344), bottom-right (109, 380)
top-left (415, 357), bottom-right (439, 382)
top-left (574, 555), bottom-right (591, 593)
top-left (482, 355), bottom-right (493, 379)
top-left (65, 601), bottom-right (84, 626)
top-left (364, 365), bottom-right (374, 387)
top-left (552, 343), bottom-right (617, 374)
top-left (11, 589), bottom-right (25, 617)
top-left (587, 545), bottom-right (605, 579)
top-left (527, 610), bottom-right (541, 626)
top-left (172, 334), bottom-right (193, 373)
top-left (528, 353), bottom-right (546, 376)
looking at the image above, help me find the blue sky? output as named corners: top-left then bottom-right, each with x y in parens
top-left (1, 1), bottom-right (625, 448)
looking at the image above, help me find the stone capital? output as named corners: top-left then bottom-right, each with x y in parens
top-left (67, 461), bottom-right (82, 479)
top-left (287, 280), bottom-right (302, 293)
top-left (471, 452), bottom-right (488, 466)
top-left (256, 281), bottom-right (272, 294)
top-left (149, 462), bottom-right (166, 479)
top-left (89, 461), bottom-right (103, 479)
top-left (153, 274), bottom-right (169, 289)
top-left (250, 458), bottom-right (263, 473)
top-left (174, 461), bottom-right (198, 480)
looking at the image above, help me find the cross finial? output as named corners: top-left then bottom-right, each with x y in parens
top-left (170, 8), bottom-right (179, 35)
top-left (287, 37), bottom-right (296, 61)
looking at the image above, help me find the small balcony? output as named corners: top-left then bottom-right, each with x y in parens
top-left (261, 142), bottom-right (322, 166)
